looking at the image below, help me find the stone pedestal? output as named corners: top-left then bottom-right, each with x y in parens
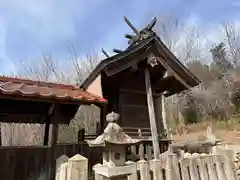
top-left (94, 161), bottom-right (136, 180)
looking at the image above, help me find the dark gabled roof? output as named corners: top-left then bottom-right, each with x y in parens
top-left (81, 33), bottom-right (201, 93)
top-left (153, 34), bottom-right (201, 88)
top-left (81, 35), bottom-right (155, 89)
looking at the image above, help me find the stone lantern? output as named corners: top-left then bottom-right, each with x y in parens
top-left (88, 112), bottom-right (140, 179)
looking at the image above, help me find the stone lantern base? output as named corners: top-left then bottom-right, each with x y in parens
top-left (94, 162), bottom-right (136, 178)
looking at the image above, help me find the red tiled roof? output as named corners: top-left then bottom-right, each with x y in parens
top-left (0, 76), bottom-right (107, 104)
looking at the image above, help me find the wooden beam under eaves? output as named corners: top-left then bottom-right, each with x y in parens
top-left (149, 53), bottom-right (192, 89)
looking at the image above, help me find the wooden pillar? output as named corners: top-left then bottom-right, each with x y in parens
top-left (78, 128), bottom-right (85, 142)
top-left (118, 92), bottom-right (124, 126)
top-left (49, 122), bottom-right (59, 180)
top-left (154, 96), bottom-right (164, 135)
top-left (161, 71), bottom-right (168, 131)
top-left (44, 104), bottom-right (55, 146)
top-left (144, 67), bottom-right (160, 159)
top-left (0, 123), bottom-right (2, 146)
top-left (43, 118), bottom-right (50, 146)
top-left (154, 94), bottom-right (167, 134)
top-left (100, 105), bottom-right (107, 134)
top-left (48, 104), bottom-right (58, 180)
top-left (161, 94), bottom-right (167, 131)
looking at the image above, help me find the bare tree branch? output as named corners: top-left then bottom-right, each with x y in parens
top-left (155, 15), bottom-right (202, 64)
top-left (222, 22), bottom-right (240, 66)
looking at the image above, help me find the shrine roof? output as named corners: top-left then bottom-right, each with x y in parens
top-left (0, 76), bottom-right (107, 105)
top-left (81, 17), bottom-right (201, 96)
top-left (81, 35), bottom-right (201, 94)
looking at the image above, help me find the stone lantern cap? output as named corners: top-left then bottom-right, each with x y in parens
top-left (88, 112), bottom-right (141, 147)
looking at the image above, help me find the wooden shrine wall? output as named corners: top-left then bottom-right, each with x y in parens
top-left (102, 67), bottom-right (165, 134)
top-left (118, 70), bottom-right (151, 129)
top-left (119, 91), bottom-right (150, 128)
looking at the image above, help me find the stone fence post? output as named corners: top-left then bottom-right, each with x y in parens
top-left (56, 154), bottom-right (88, 180)
top-left (55, 155), bottom-right (69, 180)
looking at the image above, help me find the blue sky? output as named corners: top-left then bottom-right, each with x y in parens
top-left (0, 0), bottom-right (240, 75)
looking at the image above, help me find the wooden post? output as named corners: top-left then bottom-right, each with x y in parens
top-left (44, 119), bottom-right (50, 146)
top-left (44, 104), bottom-right (55, 146)
top-left (100, 105), bottom-right (106, 134)
top-left (50, 121), bottom-right (59, 180)
top-left (0, 123), bottom-right (2, 146)
top-left (144, 67), bottom-right (160, 159)
top-left (154, 71), bottom-right (167, 133)
top-left (154, 96), bottom-right (164, 135)
top-left (161, 94), bottom-right (167, 131)
top-left (161, 71), bottom-right (168, 131)
top-left (78, 128), bottom-right (85, 142)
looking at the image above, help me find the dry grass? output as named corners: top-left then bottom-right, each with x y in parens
top-left (171, 117), bottom-right (240, 145)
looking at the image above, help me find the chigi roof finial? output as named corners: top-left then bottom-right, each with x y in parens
top-left (104, 16), bottom-right (158, 56)
top-left (124, 16), bottom-right (157, 45)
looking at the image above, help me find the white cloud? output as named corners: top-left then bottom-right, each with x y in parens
top-left (1, 0), bottom-right (81, 43)
top-left (0, 0), bottom-right (239, 75)
top-left (0, 0), bottom-right (103, 74)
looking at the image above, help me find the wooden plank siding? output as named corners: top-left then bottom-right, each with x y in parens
top-left (0, 143), bottom-right (102, 180)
